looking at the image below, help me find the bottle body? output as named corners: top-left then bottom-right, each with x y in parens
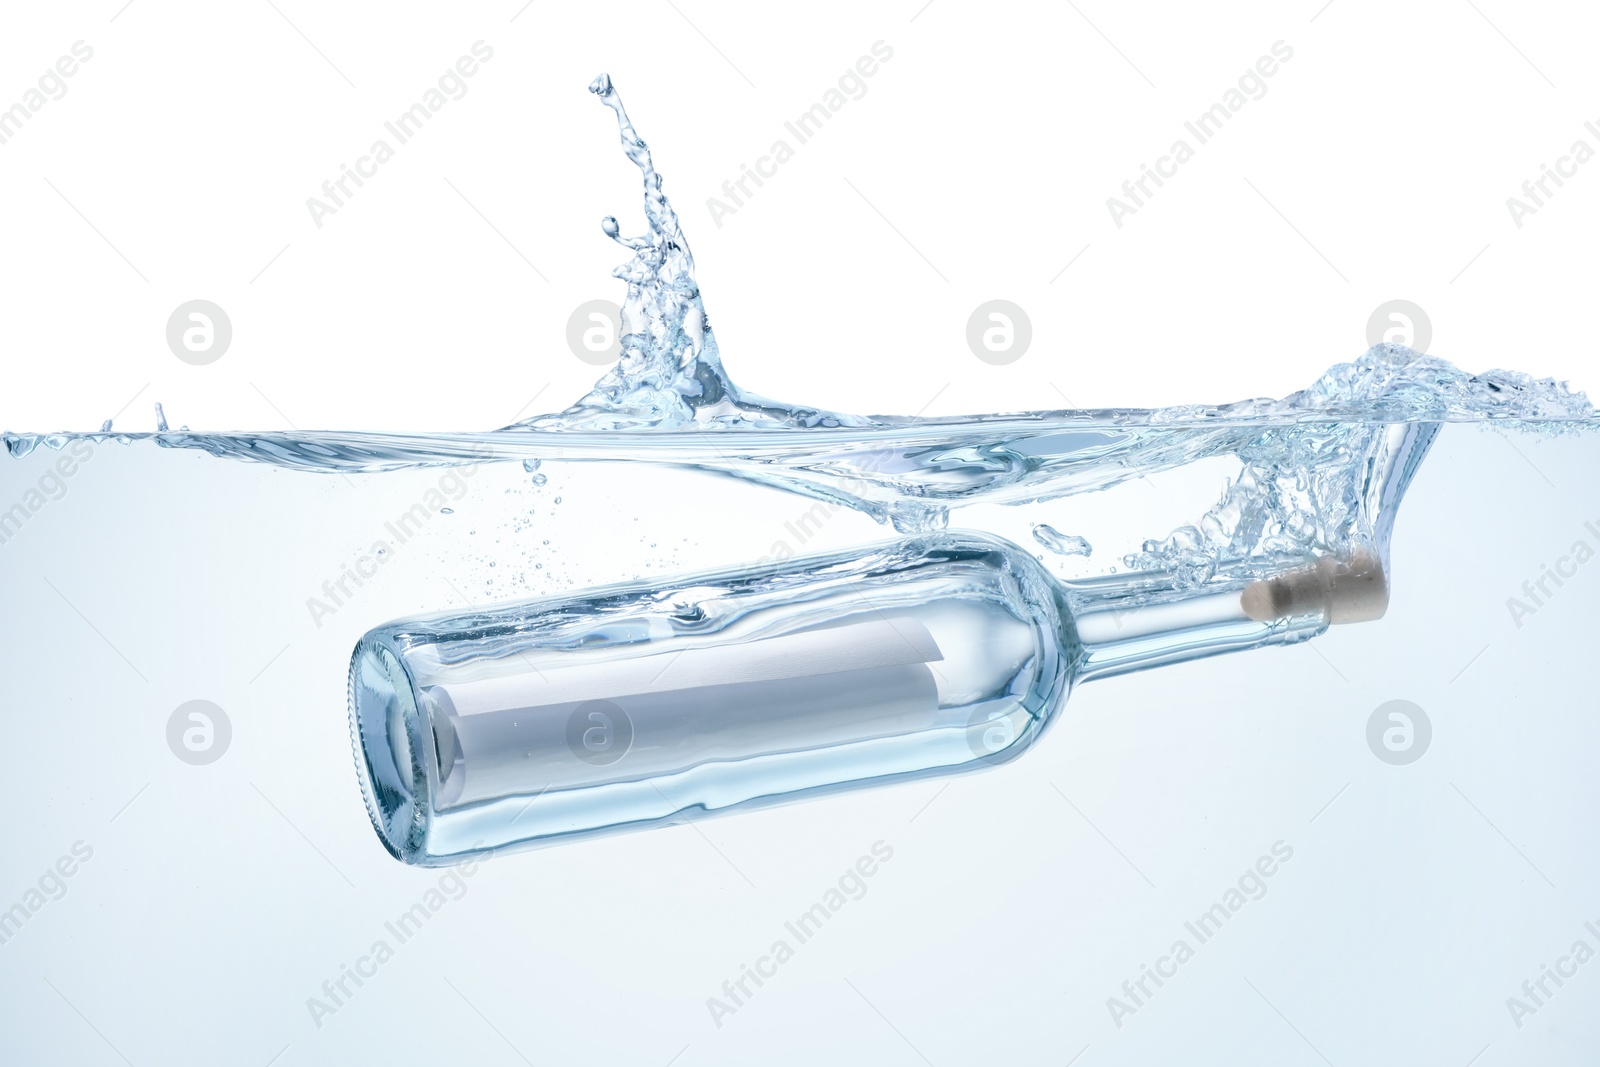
top-left (350, 532), bottom-right (1077, 865)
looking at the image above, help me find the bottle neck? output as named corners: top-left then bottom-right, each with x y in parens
top-left (1062, 564), bottom-right (1334, 686)
top-left (1056, 422), bottom-right (1428, 685)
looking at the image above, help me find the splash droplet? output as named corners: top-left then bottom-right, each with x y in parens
top-left (1032, 524), bottom-right (1092, 557)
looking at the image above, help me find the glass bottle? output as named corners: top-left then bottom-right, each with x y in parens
top-left (349, 530), bottom-right (1386, 866)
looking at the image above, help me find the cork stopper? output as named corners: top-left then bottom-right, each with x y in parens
top-left (1239, 548), bottom-right (1388, 625)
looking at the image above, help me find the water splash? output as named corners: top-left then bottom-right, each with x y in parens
top-left (512, 77), bottom-right (1592, 437)
top-left (2, 75), bottom-right (1596, 590)
top-left (521, 75), bottom-right (871, 432)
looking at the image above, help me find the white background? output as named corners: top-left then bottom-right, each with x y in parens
top-left (0, 0), bottom-right (1596, 433)
top-left (2, 4), bottom-right (1599, 1067)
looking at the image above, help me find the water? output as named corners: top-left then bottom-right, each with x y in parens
top-left (4, 418), bottom-right (1597, 1066)
top-left (3, 73), bottom-right (1599, 1064)
top-left (345, 396), bottom-right (1432, 864)
top-left (1034, 524), bottom-right (1092, 557)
